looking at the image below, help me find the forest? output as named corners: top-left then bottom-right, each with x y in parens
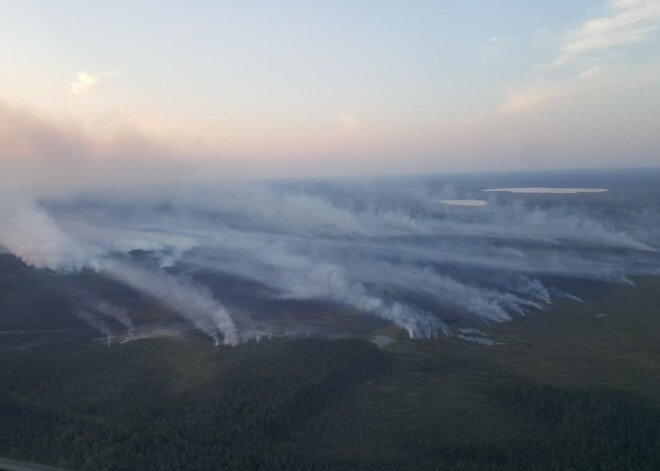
top-left (1, 330), bottom-right (659, 470)
top-left (1, 261), bottom-right (660, 470)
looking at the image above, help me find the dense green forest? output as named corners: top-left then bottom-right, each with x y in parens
top-left (1, 277), bottom-right (660, 470)
top-left (1, 338), bottom-right (659, 470)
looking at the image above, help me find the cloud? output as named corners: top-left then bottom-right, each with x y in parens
top-left (70, 72), bottom-right (99, 96)
top-left (70, 71), bottom-right (119, 97)
top-left (577, 65), bottom-right (603, 80)
top-left (338, 106), bottom-right (364, 131)
top-left (497, 59), bottom-right (660, 115)
top-left (552, 0), bottom-right (660, 66)
top-left (495, 1), bottom-right (660, 115)
top-left (481, 36), bottom-right (515, 66)
top-left (498, 82), bottom-right (575, 115)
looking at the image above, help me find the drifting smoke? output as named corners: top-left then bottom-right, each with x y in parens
top-left (189, 231), bottom-right (446, 337)
top-left (1, 173), bottom-right (660, 343)
top-left (76, 309), bottom-right (113, 345)
top-left (95, 301), bottom-right (135, 336)
top-left (100, 261), bottom-right (238, 345)
top-left (0, 187), bottom-right (239, 345)
top-left (0, 187), bottom-right (101, 271)
top-left (73, 300), bottom-right (136, 344)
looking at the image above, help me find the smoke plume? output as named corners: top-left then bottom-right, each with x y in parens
top-left (1, 171), bottom-right (659, 343)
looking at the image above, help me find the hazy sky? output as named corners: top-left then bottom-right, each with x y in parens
top-left (1, 0), bottom-right (660, 179)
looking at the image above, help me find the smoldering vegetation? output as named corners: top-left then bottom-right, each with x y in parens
top-left (1, 174), bottom-right (660, 345)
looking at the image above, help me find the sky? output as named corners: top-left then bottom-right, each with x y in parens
top-left (1, 0), bottom-right (660, 183)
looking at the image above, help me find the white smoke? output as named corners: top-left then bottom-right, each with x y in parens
top-left (76, 309), bottom-right (113, 345)
top-left (94, 301), bottom-right (135, 337)
top-left (0, 187), bottom-right (102, 271)
top-left (190, 232), bottom-right (445, 337)
top-left (0, 187), bottom-right (239, 345)
top-left (99, 261), bottom-right (238, 345)
top-left (1, 177), bottom-right (659, 343)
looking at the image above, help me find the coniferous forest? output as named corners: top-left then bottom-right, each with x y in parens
top-left (1, 256), bottom-right (660, 470)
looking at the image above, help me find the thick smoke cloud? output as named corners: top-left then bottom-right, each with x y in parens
top-left (0, 186), bottom-right (239, 345)
top-left (0, 187), bottom-right (101, 271)
top-left (0, 98), bottom-right (240, 196)
top-left (2, 174), bottom-right (659, 344)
